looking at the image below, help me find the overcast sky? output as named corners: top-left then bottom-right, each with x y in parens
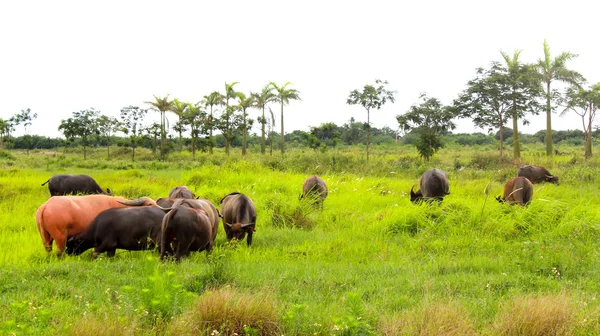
top-left (1, 0), bottom-right (598, 138)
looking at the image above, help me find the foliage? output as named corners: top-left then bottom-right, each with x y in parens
top-left (252, 84), bottom-right (276, 155)
top-left (217, 82), bottom-right (240, 155)
top-left (10, 108), bottom-right (38, 154)
top-left (58, 108), bottom-right (100, 159)
top-left (236, 92), bottom-right (255, 156)
top-left (96, 115), bottom-right (120, 160)
top-left (346, 79), bottom-right (396, 160)
top-left (203, 91), bottom-right (222, 154)
top-left (145, 94), bottom-right (175, 160)
top-left (181, 102), bottom-right (208, 159)
top-left (397, 93), bottom-right (457, 160)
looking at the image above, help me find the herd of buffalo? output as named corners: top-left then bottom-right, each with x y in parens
top-left (34, 165), bottom-right (556, 260)
top-left (35, 174), bottom-right (329, 260)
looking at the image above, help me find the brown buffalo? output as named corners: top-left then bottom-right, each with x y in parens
top-left (160, 200), bottom-right (213, 262)
top-left (517, 165), bottom-right (559, 185)
top-left (220, 192), bottom-right (256, 246)
top-left (42, 174), bottom-right (112, 196)
top-left (35, 195), bottom-right (160, 256)
top-left (123, 197), bottom-right (220, 244)
top-left (168, 186), bottom-right (195, 199)
top-left (410, 169), bottom-right (450, 204)
top-left (496, 177), bottom-right (533, 206)
top-left (300, 175), bottom-right (328, 207)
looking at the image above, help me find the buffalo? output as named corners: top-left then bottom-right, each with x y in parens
top-left (42, 174), bottom-right (112, 196)
top-left (300, 175), bottom-right (328, 207)
top-left (220, 192), bottom-right (257, 246)
top-left (496, 176), bottom-right (533, 206)
top-left (35, 195), bottom-right (160, 256)
top-left (410, 169), bottom-right (450, 204)
top-left (160, 200), bottom-right (213, 261)
top-left (168, 186), bottom-right (195, 199)
top-left (123, 197), bottom-right (220, 244)
top-left (517, 165), bottom-right (559, 185)
top-left (66, 206), bottom-right (170, 258)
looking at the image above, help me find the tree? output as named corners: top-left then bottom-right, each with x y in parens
top-left (397, 93), bottom-right (456, 160)
top-left (11, 108), bottom-right (38, 154)
top-left (181, 102), bottom-right (208, 159)
top-left (346, 79), bottom-right (396, 161)
top-left (236, 92), bottom-right (255, 156)
top-left (267, 107), bottom-right (276, 156)
top-left (59, 109), bottom-right (100, 159)
top-left (501, 50), bottom-right (543, 158)
top-left (172, 99), bottom-right (188, 152)
top-left (0, 118), bottom-right (13, 148)
top-left (269, 81), bottom-right (301, 155)
top-left (203, 91), bottom-right (222, 154)
top-left (120, 106), bottom-right (147, 162)
top-left (96, 115), bottom-right (120, 160)
top-left (536, 39), bottom-right (585, 156)
top-left (219, 82), bottom-right (239, 155)
top-left (561, 83), bottom-right (600, 159)
top-left (252, 85), bottom-right (275, 154)
top-left (145, 122), bottom-right (161, 155)
top-left (145, 94), bottom-right (175, 160)
top-left (453, 63), bottom-right (513, 158)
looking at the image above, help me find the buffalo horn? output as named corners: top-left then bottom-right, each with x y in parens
top-left (241, 223), bottom-right (256, 229)
top-left (117, 198), bottom-right (146, 206)
top-left (225, 223), bottom-right (232, 227)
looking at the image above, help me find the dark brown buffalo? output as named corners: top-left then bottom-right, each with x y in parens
top-left (517, 165), bottom-right (559, 185)
top-left (410, 169), bottom-right (450, 204)
top-left (300, 175), bottom-right (328, 207)
top-left (65, 206), bottom-right (170, 258)
top-left (220, 192), bottom-right (256, 246)
top-left (42, 174), bottom-right (112, 196)
top-left (496, 176), bottom-right (533, 206)
top-left (168, 186), bottom-right (195, 199)
top-left (125, 197), bottom-right (220, 244)
top-left (160, 200), bottom-right (213, 261)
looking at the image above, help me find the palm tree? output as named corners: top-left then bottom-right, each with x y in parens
top-left (251, 85), bottom-right (275, 154)
top-left (145, 94), bottom-right (175, 160)
top-left (172, 99), bottom-right (188, 152)
top-left (237, 92), bottom-right (255, 156)
top-left (269, 82), bottom-right (301, 155)
top-left (536, 40), bottom-right (584, 156)
top-left (220, 82), bottom-right (239, 155)
top-left (203, 91), bottom-right (222, 154)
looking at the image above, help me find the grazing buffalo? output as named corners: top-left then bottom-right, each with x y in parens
top-left (123, 197), bottom-right (220, 243)
top-left (35, 195), bottom-right (159, 256)
top-left (410, 169), bottom-right (450, 204)
top-left (160, 200), bottom-right (213, 261)
top-left (41, 174), bottom-right (112, 196)
top-left (220, 192), bottom-right (257, 246)
top-left (300, 175), bottom-right (328, 207)
top-left (168, 186), bottom-right (195, 199)
top-left (496, 176), bottom-right (533, 206)
top-left (517, 165), bottom-right (559, 185)
top-left (66, 206), bottom-right (170, 258)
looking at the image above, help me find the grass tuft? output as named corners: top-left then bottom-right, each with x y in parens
top-left (378, 302), bottom-right (477, 336)
top-left (169, 287), bottom-right (281, 335)
top-left (493, 292), bottom-right (573, 336)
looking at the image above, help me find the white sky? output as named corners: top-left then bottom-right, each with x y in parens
top-left (1, 0), bottom-right (598, 138)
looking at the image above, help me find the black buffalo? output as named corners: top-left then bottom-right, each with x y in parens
top-left (410, 169), bottom-right (450, 203)
top-left (517, 165), bottom-right (559, 185)
top-left (153, 198), bottom-right (220, 244)
top-left (300, 175), bottom-right (328, 207)
top-left (168, 186), bottom-right (195, 199)
top-left (65, 206), bottom-right (169, 258)
top-left (42, 174), bottom-right (111, 196)
top-left (220, 192), bottom-right (256, 246)
top-left (160, 200), bottom-right (213, 262)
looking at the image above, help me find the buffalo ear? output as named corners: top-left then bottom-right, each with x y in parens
top-left (106, 188), bottom-right (113, 196)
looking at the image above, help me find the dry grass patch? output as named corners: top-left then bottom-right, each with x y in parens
top-left (67, 315), bottom-right (145, 336)
top-left (378, 302), bottom-right (477, 336)
top-left (493, 292), bottom-right (574, 336)
top-left (169, 287), bottom-right (281, 335)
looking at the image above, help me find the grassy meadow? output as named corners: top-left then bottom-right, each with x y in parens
top-left (0, 143), bottom-right (599, 335)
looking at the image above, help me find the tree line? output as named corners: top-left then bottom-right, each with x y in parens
top-left (1, 40), bottom-right (598, 161)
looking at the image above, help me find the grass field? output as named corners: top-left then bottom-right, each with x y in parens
top-left (0, 144), bottom-right (599, 335)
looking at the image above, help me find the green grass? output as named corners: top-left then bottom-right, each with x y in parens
top-left (0, 144), bottom-right (599, 335)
